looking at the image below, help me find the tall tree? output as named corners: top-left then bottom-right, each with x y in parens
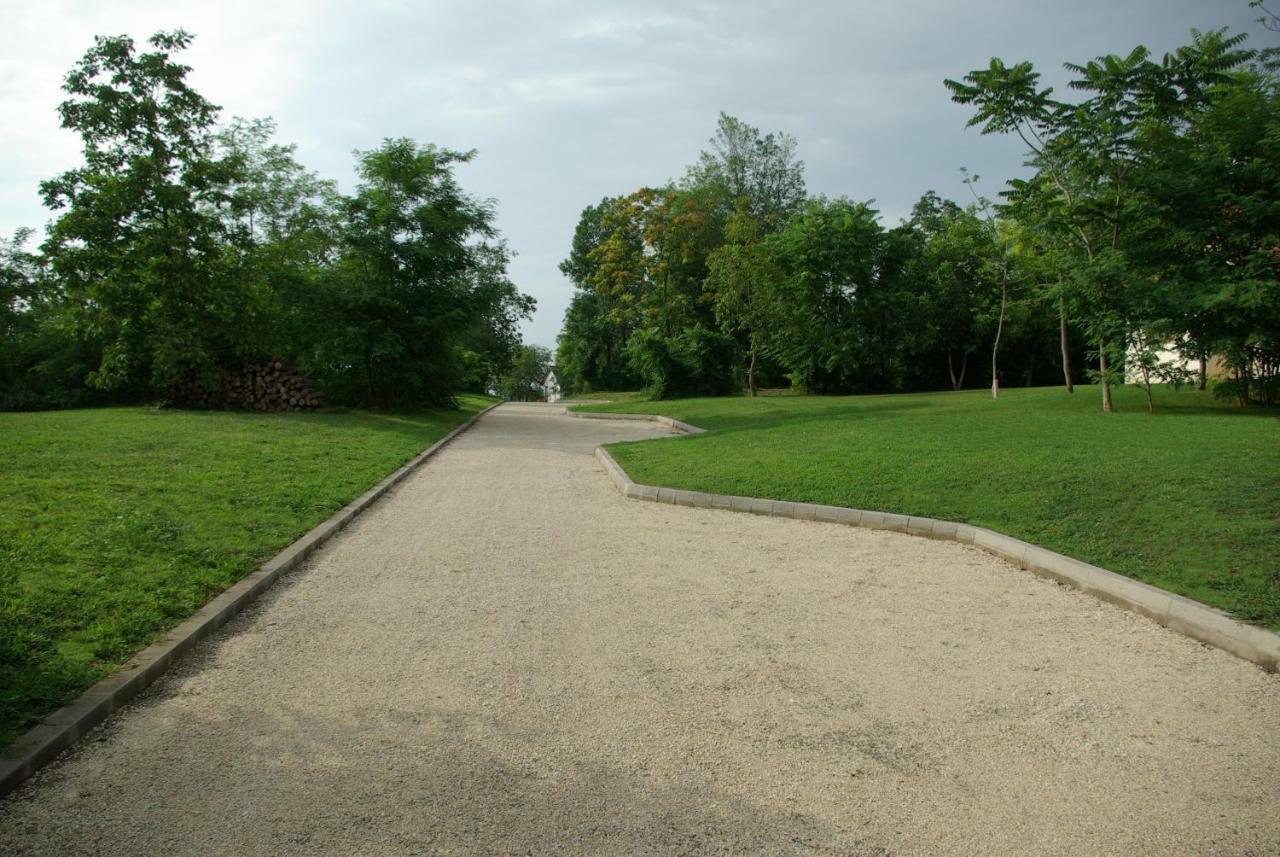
top-left (706, 204), bottom-right (780, 395)
top-left (684, 112), bottom-right (806, 230)
top-left (765, 197), bottom-right (884, 391)
top-left (947, 30), bottom-right (1255, 411)
top-left (40, 30), bottom-right (242, 394)
top-left (315, 139), bottom-right (526, 407)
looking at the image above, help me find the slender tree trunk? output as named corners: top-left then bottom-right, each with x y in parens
top-left (1099, 337), bottom-right (1114, 412)
top-left (747, 348), bottom-right (758, 397)
top-left (1059, 292), bottom-right (1074, 393)
top-left (1197, 352), bottom-right (1207, 391)
top-left (1140, 365), bottom-right (1154, 414)
top-left (991, 275), bottom-right (1007, 399)
top-left (947, 351), bottom-right (969, 390)
top-left (363, 351), bottom-right (375, 408)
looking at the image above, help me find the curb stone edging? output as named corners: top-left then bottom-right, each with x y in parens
top-left (0, 400), bottom-right (504, 799)
top-left (566, 408), bottom-right (706, 435)
top-left (585, 412), bottom-right (1280, 673)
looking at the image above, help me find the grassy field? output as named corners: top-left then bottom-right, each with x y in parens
top-left (561, 390), bottom-right (652, 404)
top-left (581, 386), bottom-right (1279, 628)
top-left (0, 396), bottom-right (491, 746)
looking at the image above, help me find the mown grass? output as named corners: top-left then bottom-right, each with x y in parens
top-left (581, 386), bottom-right (1279, 628)
top-left (0, 395), bottom-right (492, 746)
top-left (561, 390), bottom-right (651, 404)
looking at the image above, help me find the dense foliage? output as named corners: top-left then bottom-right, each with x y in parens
top-left (495, 344), bottom-right (553, 402)
top-left (0, 31), bottom-right (533, 411)
top-left (557, 25), bottom-right (1279, 409)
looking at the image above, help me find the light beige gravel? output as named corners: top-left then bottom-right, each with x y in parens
top-left (2, 402), bottom-right (1278, 855)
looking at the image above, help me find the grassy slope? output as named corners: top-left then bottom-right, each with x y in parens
top-left (0, 395), bottom-right (491, 745)
top-left (561, 390), bottom-right (651, 404)
top-left (582, 386), bottom-right (1279, 628)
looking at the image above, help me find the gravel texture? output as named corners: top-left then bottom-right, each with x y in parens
top-left (2, 402), bottom-right (1277, 855)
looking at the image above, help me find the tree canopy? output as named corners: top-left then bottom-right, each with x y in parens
top-left (2, 31), bottom-right (534, 411)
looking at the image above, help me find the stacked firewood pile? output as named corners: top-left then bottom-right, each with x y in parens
top-left (170, 360), bottom-right (326, 412)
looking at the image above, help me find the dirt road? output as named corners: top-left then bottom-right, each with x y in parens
top-left (2, 402), bottom-right (1276, 855)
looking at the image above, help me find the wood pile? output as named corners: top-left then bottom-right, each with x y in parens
top-left (170, 360), bottom-right (326, 412)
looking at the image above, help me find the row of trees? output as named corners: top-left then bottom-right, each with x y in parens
top-left (1, 31), bottom-right (534, 411)
top-left (556, 26), bottom-right (1279, 409)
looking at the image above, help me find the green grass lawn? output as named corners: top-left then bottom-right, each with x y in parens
top-left (561, 390), bottom-right (651, 404)
top-left (581, 386), bottom-right (1279, 628)
top-left (0, 395), bottom-right (492, 746)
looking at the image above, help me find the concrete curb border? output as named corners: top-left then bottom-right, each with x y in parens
top-left (582, 410), bottom-right (1280, 673)
top-left (566, 408), bottom-right (706, 435)
top-left (0, 400), bottom-right (504, 798)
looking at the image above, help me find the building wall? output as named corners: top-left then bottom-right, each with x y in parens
top-left (1124, 344), bottom-right (1228, 385)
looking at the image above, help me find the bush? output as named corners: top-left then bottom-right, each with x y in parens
top-left (626, 326), bottom-right (740, 399)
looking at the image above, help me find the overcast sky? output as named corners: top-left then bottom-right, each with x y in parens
top-left (1, 1), bottom-right (1271, 348)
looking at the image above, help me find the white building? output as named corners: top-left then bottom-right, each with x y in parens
top-left (543, 367), bottom-right (562, 403)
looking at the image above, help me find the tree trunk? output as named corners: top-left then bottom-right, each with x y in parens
top-left (991, 275), bottom-right (1007, 399)
top-left (747, 348), bottom-right (758, 397)
top-left (947, 351), bottom-right (968, 391)
top-left (1197, 352), bottom-right (1207, 391)
top-left (362, 344), bottom-right (375, 408)
top-left (1059, 292), bottom-right (1074, 393)
top-left (1099, 337), bottom-right (1114, 412)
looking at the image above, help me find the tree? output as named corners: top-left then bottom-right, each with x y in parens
top-left (764, 197), bottom-right (885, 392)
top-left (706, 204), bottom-right (780, 395)
top-left (684, 112), bottom-right (806, 230)
top-left (947, 30), bottom-right (1254, 411)
top-left (312, 139), bottom-right (529, 407)
top-left (213, 116), bottom-right (343, 362)
top-left (961, 170), bottom-right (1017, 398)
top-left (40, 30), bottom-right (244, 395)
top-left (496, 344), bottom-right (552, 401)
top-left (913, 196), bottom-right (1001, 390)
top-left (1130, 59), bottom-right (1280, 406)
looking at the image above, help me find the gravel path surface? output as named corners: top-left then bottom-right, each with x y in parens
top-left (2, 402), bottom-right (1277, 855)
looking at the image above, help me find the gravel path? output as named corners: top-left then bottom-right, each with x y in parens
top-left (2, 402), bottom-right (1277, 855)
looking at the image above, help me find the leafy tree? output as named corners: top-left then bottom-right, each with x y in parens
top-left (912, 197), bottom-right (1001, 390)
top-left (764, 197), bottom-right (884, 391)
top-left (947, 30), bottom-right (1255, 411)
top-left (684, 112), bottom-right (806, 230)
top-left (496, 344), bottom-right (552, 401)
top-left (311, 139), bottom-right (527, 407)
top-left (706, 205), bottom-right (780, 395)
top-left (213, 116), bottom-right (343, 361)
top-left (40, 30), bottom-right (243, 394)
top-left (624, 325), bottom-right (740, 399)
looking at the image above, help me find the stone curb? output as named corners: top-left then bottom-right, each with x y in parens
top-left (565, 408), bottom-right (706, 435)
top-left (589, 418), bottom-right (1280, 673)
top-left (0, 400), bottom-right (504, 799)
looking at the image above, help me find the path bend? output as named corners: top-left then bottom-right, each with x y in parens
top-left (1, 402), bottom-right (1276, 855)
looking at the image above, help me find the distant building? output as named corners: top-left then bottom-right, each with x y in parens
top-left (543, 367), bottom-right (562, 403)
top-left (1124, 341), bottom-right (1227, 385)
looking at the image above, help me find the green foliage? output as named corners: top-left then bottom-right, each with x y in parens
top-left (950, 27), bottom-right (1271, 411)
top-left (683, 112), bottom-right (807, 229)
top-left (5, 32), bottom-right (534, 413)
top-left (0, 397), bottom-right (492, 745)
top-left (302, 139), bottom-right (529, 407)
top-left (584, 386), bottom-right (1280, 628)
top-left (496, 344), bottom-right (552, 401)
top-left (625, 326), bottom-right (741, 399)
top-left (40, 31), bottom-right (245, 394)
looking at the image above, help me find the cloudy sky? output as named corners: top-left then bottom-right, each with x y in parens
top-left (1, 1), bottom-right (1271, 348)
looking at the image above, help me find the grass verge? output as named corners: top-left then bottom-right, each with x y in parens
top-left (0, 395), bottom-right (492, 746)
top-left (580, 386), bottom-right (1279, 628)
